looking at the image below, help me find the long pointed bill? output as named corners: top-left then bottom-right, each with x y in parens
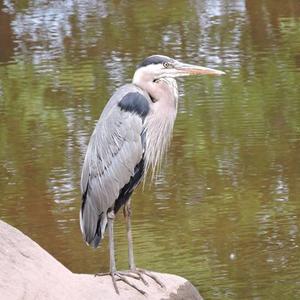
top-left (174, 62), bottom-right (225, 76)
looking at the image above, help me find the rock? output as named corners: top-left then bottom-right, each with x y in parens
top-left (0, 220), bottom-right (203, 300)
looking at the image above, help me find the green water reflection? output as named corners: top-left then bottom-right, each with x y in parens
top-left (1, 1), bottom-right (300, 299)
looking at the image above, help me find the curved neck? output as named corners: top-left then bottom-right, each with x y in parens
top-left (132, 69), bottom-right (178, 107)
top-left (133, 70), bottom-right (179, 178)
top-left (132, 68), bottom-right (159, 100)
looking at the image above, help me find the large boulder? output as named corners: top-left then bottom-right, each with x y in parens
top-left (0, 220), bottom-right (202, 300)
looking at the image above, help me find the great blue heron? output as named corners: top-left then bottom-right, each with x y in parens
top-left (80, 55), bottom-right (224, 294)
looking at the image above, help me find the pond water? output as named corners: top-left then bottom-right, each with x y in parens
top-left (1, 0), bottom-right (300, 299)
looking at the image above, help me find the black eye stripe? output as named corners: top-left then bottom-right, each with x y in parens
top-left (137, 55), bottom-right (172, 69)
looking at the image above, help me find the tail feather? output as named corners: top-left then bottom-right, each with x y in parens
top-left (80, 196), bottom-right (106, 248)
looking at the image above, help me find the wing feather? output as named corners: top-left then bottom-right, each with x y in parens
top-left (80, 86), bottom-right (150, 247)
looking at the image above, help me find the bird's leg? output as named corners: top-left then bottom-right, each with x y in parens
top-left (123, 199), bottom-right (136, 271)
top-left (123, 200), bottom-right (145, 285)
top-left (96, 205), bottom-right (163, 294)
top-left (107, 210), bottom-right (118, 293)
top-left (122, 201), bottom-right (165, 288)
top-left (96, 209), bottom-right (146, 295)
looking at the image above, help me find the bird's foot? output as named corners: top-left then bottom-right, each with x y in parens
top-left (95, 271), bottom-right (146, 295)
top-left (133, 268), bottom-right (165, 288)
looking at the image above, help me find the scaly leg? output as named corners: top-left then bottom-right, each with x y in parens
top-left (124, 199), bottom-right (136, 270)
top-left (107, 210), bottom-right (118, 292)
top-left (96, 210), bottom-right (146, 295)
top-left (123, 200), bottom-right (165, 288)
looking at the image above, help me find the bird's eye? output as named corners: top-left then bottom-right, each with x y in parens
top-left (163, 62), bottom-right (170, 68)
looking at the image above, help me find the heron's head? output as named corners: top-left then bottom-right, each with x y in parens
top-left (133, 55), bottom-right (225, 83)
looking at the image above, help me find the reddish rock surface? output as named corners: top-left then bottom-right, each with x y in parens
top-left (0, 220), bottom-right (202, 300)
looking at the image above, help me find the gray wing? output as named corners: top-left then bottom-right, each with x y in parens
top-left (80, 85), bottom-right (150, 247)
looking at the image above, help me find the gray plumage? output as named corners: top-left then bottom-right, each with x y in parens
top-left (80, 85), bottom-right (151, 247)
top-left (80, 55), bottom-right (225, 251)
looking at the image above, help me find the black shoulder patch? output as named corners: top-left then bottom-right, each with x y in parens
top-left (138, 55), bottom-right (171, 68)
top-left (118, 92), bottom-right (150, 118)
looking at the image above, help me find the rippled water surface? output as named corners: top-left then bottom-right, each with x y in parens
top-left (1, 1), bottom-right (300, 299)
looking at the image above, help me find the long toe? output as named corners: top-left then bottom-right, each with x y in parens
top-left (136, 268), bottom-right (166, 288)
top-left (94, 269), bottom-right (164, 294)
top-left (115, 272), bottom-right (146, 295)
top-left (96, 271), bottom-right (146, 295)
top-left (120, 270), bottom-right (149, 286)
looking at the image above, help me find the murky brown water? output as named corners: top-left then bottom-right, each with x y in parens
top-left (1, 0), bottom-right (300, 299)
